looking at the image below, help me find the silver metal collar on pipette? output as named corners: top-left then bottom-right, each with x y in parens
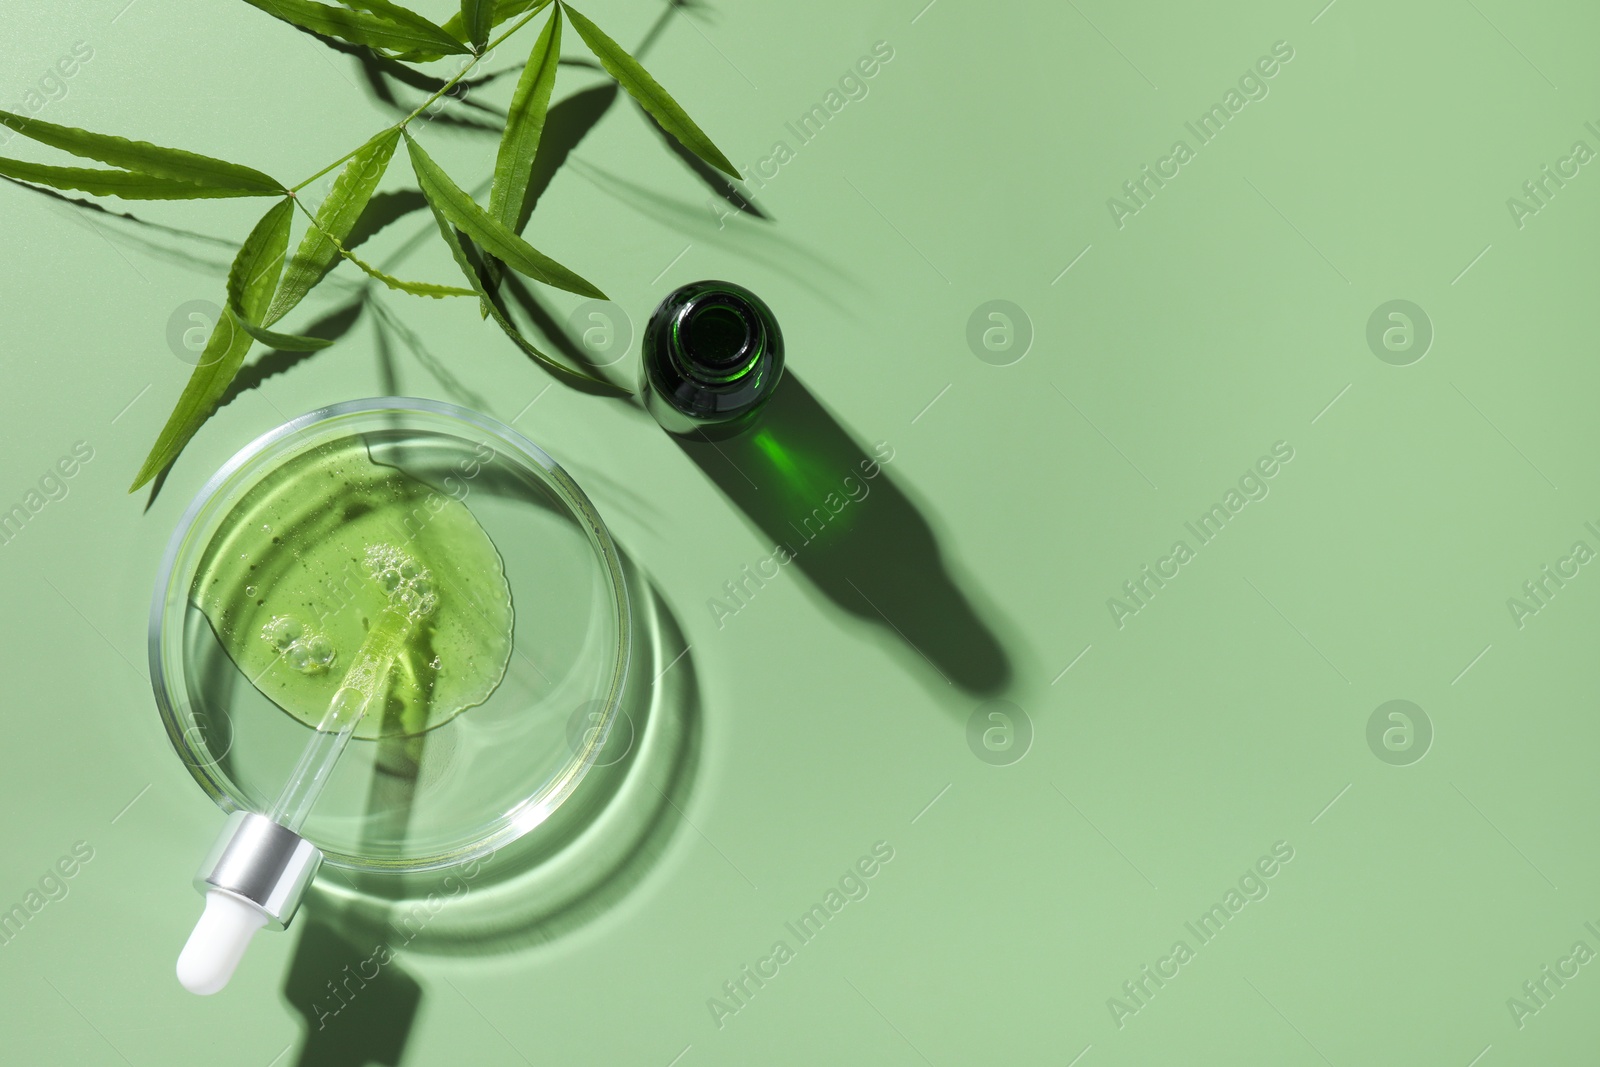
top-left (194, 811), bottom-right (322, 929)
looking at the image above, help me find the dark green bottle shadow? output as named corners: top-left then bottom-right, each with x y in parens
top-left (674, 373), bottom-right (1013, 699)
top-left (281, 687), bottom-right (429, 1067)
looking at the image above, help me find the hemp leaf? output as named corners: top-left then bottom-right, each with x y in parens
top-left (0, 2), bottom-right (743, 489)
top-left (429, 0), bottom-right (548, 59)
top-left (561, 3), bottom-right (740, 178)
top-left (237, 0), bottom-right (470, 55)
top-left (130, 199), bottom-right (296, 490)
top-left (406, 130), bottom-right (605, 299)
top-left (490, 5), bottom-right (561, 235)
top-left (460, 0), bottom-right (495, 51)
top-left (0, 159), bottom-right (269, 199)
top-left (0, 108), bottom-right (281, 193)
top-left (266, 129), bottom-right (401, 326)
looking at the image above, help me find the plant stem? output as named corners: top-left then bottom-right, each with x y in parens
top-left (289, 1), bottom-right (554, 194)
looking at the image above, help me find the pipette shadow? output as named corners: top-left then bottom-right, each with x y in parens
top-left (274, 446), bottom-right (699, 1062)
top-left (674, 372), bottom-right (1014, 704)
top-left (282, 914), bottom-right (421, 1067)
top-left (281, 657), bottom-right (436, 1067)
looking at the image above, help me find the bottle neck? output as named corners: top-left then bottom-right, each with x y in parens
top-left (667, 291), bottom-right (768, 386)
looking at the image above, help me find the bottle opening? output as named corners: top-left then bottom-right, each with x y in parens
top-left (679, 297), bottom-right (758, 376)
top-left (641, 279), bottom-right (785, 433)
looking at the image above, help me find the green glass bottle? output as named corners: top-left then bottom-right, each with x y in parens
top-left (640, 280), bottom-right (784, 438)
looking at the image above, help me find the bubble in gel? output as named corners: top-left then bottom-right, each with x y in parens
top-left (259, 613), bottom-right (336, 675)
top-left (262, 615), bottom-right (304, 652)
top-left (363, 543), bottom-right (439, 620)
top-left (284, 635), bottom-right (335, 675)
top-left (283, 643), bottom-right (311, 672)
top-left (305, 634), bottom-right (335, 668)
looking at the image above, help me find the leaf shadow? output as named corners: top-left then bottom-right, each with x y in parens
top-left (640, 0), bottom-right (722, 56)
top-left (566, 155), bottom-right (857, 308)
top-left (142, 299), bottom-right (366, 512)
top-left (345, 189), bottom-right (429, 252)
top-left (141, 458), bottom-right (175, 514)
top-left (498, 270), bottom-right (627, 393)
top-left (4, 177), bottom-right (237, 276)
top-left (460, 232), bottom-right (626, 399)
top-left (3, 178), bottom-right (235, 246)
top-left (374, 298), bottom-right (400, 396)
top-left (368, 299), bottom-right (494, 412)
top-left (217, 299), bottom-right (367, 410)
top-left (634, 100), bottom-right (769, 222)
top-left (320, 34), bottom-right (514, 131)
top-left (514, 81), bottom-right (618, 228)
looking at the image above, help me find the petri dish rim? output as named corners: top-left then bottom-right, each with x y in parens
top-left (148, 396), bottom-right (632, 873)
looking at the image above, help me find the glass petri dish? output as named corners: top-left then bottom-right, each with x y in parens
top-left (149, 398), bottom-right (630, 873)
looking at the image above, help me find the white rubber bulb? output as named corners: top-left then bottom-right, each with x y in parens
top-left (176, 890), bottom-right (269, 995)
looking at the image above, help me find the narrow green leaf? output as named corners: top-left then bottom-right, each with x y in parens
top-left (227, 201), bottom-right (340, 350)
top-left (488, 5), bottom-right (560, 233)
top-left (405, 132), bottom-right (605, 299)
top-left (0, 157), bottom-right (275, 199)
top-left (226, 199), bottom-right (295, 324)
top-left (344, 0), bottom-right (463, 48)
top-left (131, 199), bottom-right (295, 491)
top-left (417, 190), bottom-right (618, 391)
top-left (236, 319), bottom-right (336, 350)
top-left (0, 109), bottom-right (280, 192)
top-left (561, 3), bottom-right (739, 179)
top-left (237, 0), bottom-right (470, 55)
top-left (477, 4), bottom-right (559, 318)
top-left (130, 306), bottom-right (253, 493)
top-left (415, 0), bottom-right (547, 59)
top-left (461, 0), bottom-right (493, 50)
top-left (264, 129), bottom-right (399, 326)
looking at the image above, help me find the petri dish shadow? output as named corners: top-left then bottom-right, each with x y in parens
top-left (301, 548), bottom-right (698, 917)
top-left (264, 416), bottom-right (700, 1053)
top-left (278, 547), bottom-right (700, 1061)
top-left (674, 372), bottom-right (1014, 703)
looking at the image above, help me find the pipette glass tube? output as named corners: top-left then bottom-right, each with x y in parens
top-left (268, 546), bottom-right (438, 834)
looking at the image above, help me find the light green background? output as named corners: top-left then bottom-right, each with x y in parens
top-left (3, 0), bottom-right (1599, 1063)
